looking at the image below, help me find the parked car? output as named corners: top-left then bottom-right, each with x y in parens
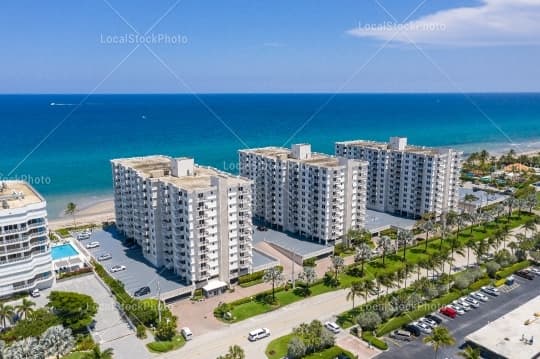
top-left (248, 328), bottom-right (271, 341)
top-left (470, 291), bottom-right (489, 302)
top-left (455, 297), bottom-right (475, 311)
top-left (481, 286), bottom-right (501, 296)
top-left (97, 253), bottom-right (112, 261)
top-left (181, 327), bottom-right (193, 341)
top-left (110, 265), bottom-right (126, 273)
top-left (30, 289), bottom-right (40, 297)
top-left (425, 314), bottom-right (443, 324)
top-left (411, 321), bottom-right (432, 334)
top-left (404, 324), bottom-right (422, 336)
top-left (419, 317), bottom-right (438, 328)
top-left (389, 330), bottom-right (412, 341)
top-left (515, 270), bottom-right (535, 280)
top-left (439, 306), bottom-right (457, 318)
top-left (256, 226), bottom-right (268, 231)
top-left (134, 286), bottom-right (151, 297)
top-left (448, 304), bottom-right (465, 315)
top-left (77, 233), bottom-right (90, 240)
top-left (464, 296), bottom-right (481, 308)
top-left (453, 299), bottom-right (472, 311)
top-left (324, 321), bottom-right (341, 334)
top-left (529, 267), bottom-right (540, 276)
top-left (86, 241), bottom-right (100, 249)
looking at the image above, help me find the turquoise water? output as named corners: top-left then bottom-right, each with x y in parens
top-left (0, 93), bottom-right (539, 218)
top-left (51, 243), bottom-right (79, 260)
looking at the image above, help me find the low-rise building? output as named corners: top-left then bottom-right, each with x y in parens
top-left (0, 181), bottom-right (53, 297)
top-left (239, 144), bottom-right (368, 245)
top-left (112, 156), bottom-right (253, 288)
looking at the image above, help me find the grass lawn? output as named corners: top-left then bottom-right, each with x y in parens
top-left (304, 346), bottom-right (355, 358)
top-left (222, 213), bottom-right (536, 323)
top-left (146, 335), bottom-right (186, 353)
top-left (265, 333), bottom-right (294, 359)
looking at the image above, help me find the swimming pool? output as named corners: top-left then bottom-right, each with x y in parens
top-left (51, 243), bottom-right (79, 260)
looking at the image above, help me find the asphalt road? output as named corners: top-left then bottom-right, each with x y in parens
top-left (378, 274), bottom-right (540, 359)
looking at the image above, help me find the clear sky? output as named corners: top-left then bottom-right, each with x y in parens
top-left (1, 0), bottom-right (539, 93)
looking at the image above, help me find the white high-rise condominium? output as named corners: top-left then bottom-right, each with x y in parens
top-left (239, 144), bottom-right (368, 245)
top-left (0, 181), bottom-right (53, 297)
top-left (335, 137), bottom-right (462, 218)
top-left (112, 156), bottom-right (253, 286)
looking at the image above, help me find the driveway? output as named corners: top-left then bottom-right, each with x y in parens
top-left (33, 275), bottom-right (154, 359)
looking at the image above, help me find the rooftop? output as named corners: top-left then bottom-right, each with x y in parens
top-left (240, 146), bottom-right (345, 168)
top-left (466, 295), bottom-right (540, 359)
top-left (336, 139), bottom-right (444, 155)
top-left (0, 181), bottom-right (44, 210)
top-left (112, 155), bottom-right (249, 191)
top-left (364, 209), bottom-right (416, 233)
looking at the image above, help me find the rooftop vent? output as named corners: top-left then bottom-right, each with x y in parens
top-left (1, 200), bottom-right (8, 209)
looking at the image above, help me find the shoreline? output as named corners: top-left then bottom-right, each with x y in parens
top-left (45, 139), bottom-right (540, 229)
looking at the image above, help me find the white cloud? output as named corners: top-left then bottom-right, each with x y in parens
top-left (348, 0), bottom-right (540, 46)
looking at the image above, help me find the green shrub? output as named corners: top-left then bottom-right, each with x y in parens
top-left (303, 258), bottom-right (316, 267)
top-left (494, 278), bottom-right (506, 287)
top-left (361, 331), bottom-right (388, 350)
top-left (136, 324), bottom-right (147, 339)
top-left (485, 261), bottom-right (501, 278)
top-left (75, 334), bottom-right (95, 351)
top-left (495, 260), bottom-right (530, 279)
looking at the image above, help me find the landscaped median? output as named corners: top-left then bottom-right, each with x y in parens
top-left (265, 321), bottom-right (355, 359)
top-left (214, 213), bottom-right (537, 323)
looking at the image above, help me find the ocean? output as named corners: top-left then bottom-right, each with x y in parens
top-left (1, 93), bottom-right (539, 218)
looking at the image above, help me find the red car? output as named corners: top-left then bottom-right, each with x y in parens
top-left (439, 306), bottom-right (457, 318)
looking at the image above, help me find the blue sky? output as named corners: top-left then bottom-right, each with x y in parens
top-left (1, 0), bottom-right (539, 93)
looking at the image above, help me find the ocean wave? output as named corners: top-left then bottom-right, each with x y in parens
top-left (49, 102), bottom-right (77, 106)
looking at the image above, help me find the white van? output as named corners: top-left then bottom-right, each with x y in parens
top-left (181, 327), bottom-right (193, 341)
top-left (248, 328), bottom-right (270, 341)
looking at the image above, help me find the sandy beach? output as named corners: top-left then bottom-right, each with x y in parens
top-left (48, 199), bottom-right (115, 230)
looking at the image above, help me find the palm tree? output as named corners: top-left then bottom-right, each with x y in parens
top-left (458, 345), bottom-right (481, 359)
top-left (397, 229), bottom-right (413, 262)
top-left (328, 255), bottom-right (345, 281)
top-left (423, 326), bottom-right (456, 359)
top-left (347, 281), bottom-right (363, 309)
top-left (16, 298), bottom-right (36, 320)
top-left (354, 242), bottom-right (372, 275)
top-left (379, 236), bottom-right (393, 266)
top-left (524, 219), bottom-right (537, 237)
top-left (263, 266), bottom-right (284, 303)
top-left (504, 196), bottom-right (516, 219)
top-left (465, 239), bottom-right (476, 267)
top-left (219, 345), bottom-right (245, 359)
top-left (360, 279), bottom-right (376, 303)
top-left (0, 303), bottom-right (14, 328)
top-left (421, 219), bottom-right (435, 252)
top-left (299, 266), bottom-right (317, 288)
top-left (65, 202), bottom-right (78, 227)
top-left (84, 345), bottom-right (114, 359)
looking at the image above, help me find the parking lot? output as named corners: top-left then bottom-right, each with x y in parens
top-left (81, 227), bottom-right (189, 299)
top-left (378, 273), bottom-right (540, 359)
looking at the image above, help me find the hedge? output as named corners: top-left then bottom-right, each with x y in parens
top-left (495, 260), bottom-right (530, 279)
top-left (375, 291), bottom-right (461, 336)
top-left (494, 278), bottom-right (506, 287)
top-left (361, 331), bottom-right (388, 350)
top-left (467, 278), bottom-right (492, 291)
top-left (238, 265), bottom-right (283, 285)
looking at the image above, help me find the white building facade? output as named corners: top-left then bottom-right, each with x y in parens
top-left (335, 137), bottom-right (462, 218)
top-left (112, 156), bottom-right (253, 287)
top-left (239, 144), bottom-right (368, 245)
top-left (0, 181), bottom-right (53, 298)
